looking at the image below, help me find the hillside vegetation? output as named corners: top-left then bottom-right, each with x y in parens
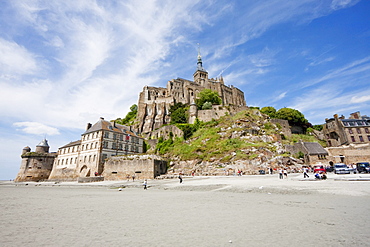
top-left (152, 108), bottom-right (324, 164)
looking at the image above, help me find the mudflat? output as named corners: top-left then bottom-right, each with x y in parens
top-left (1, 173), bottom-right (370, 247)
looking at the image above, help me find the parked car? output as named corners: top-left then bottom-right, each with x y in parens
top-left (356, 162), bottom-right (370, 173)
top-left (314, 165), bottom-right (326, 173)
top-left (334, 163), bottom-right (350, 174)
top-left (325, 166), bottom-right (334, 172)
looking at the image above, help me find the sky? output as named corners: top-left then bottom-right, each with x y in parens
top-left (1, 0), bottom-right (369, 180)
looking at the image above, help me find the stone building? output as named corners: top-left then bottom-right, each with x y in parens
top-left (323, 112), bottom-right (370, 147)
top-left (136, 50), bottom-right (246, 134)
top-left (102, 155), bottom-right (167, 180)
top-left (15, 139), bottom-right (57, 182)
top-left (49, 117), bottom-right (145, 181)
top-left (285, 141), bottom-right (328, 166)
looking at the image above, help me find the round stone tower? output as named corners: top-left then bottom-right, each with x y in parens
top-left (35, 139), bottom-right (50, 153)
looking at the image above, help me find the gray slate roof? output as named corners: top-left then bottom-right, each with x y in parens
top-left (303, 142), bottom-right (328, 155)
top-left (60, 140), bottom-right (81, 149)
top-left (83, 118), bottom-right (140, 138)
top-left (36, 138), bottom-right (49, 147)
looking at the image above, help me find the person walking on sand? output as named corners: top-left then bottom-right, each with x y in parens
top-left (279, 168), bottom-right (283, 179)
top-left (178, 175), bottom-right (183, 183)
top-left (283, 168), bottom-right (288, 178)
top-left (143, 180), bottom-right (147, 190)
top-left (303, 167), bottom-right (309, 178)
top-left (132, 175), bottom-right (135, 182)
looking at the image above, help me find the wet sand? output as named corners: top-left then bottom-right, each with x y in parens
top-left (1, 173), bottom-right (370, 247)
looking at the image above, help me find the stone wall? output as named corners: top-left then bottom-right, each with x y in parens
top-left (326, 144), bottom-right (370, 164)
top-left (270, 119), bottom-right (291, 137)
top-left (102, 155), bottom-right (167, 180)
top-left (48, 168), bottom-right (78, 181)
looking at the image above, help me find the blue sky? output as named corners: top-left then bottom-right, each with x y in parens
top-left (1, 0), bottom-right (369, 180)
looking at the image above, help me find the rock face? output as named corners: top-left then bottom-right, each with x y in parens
top-left (167, 156), bottom-right (303, 176)
top-left (135, 53), bottom-right (246, 134)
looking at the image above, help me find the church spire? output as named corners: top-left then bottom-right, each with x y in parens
top-left (196, 43), bottom-right (206, 72)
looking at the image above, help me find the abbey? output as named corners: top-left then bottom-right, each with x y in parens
top-left (136, 50), bottom-right (246, 134)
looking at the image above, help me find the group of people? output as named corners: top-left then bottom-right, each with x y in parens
top-left (278, 168), bottom-right (288, 179)
top-left (303, 167), bottom-right (327, 180)
top-left (314, 172), bottom-right (327, 180)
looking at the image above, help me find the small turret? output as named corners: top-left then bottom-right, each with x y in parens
top-left (22, 146), bottom-right (31, 155)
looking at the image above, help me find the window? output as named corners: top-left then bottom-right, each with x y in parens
top-left (120, 135), bottom-right (123, 141)
top-left (119, 144), bottom-right (123, 150)
top-left (103, 141), bottom-right (108, 148)
top-left (70, 158), bottom-right (73, 164)
top-left (84, 156), bottom-right (87, 162)
top-left (348, 129), bottom-right (353, 134)
top-left (113, 133), bottom-right (117, 140)
top-left (351, 136), bottom-right (355, 142)
top-left (95, 142), bottom-right (98, 149)
top-left (89, 155), bottom-right (91, 162)
top-left (365, 128), bottom-right (369, 134)
top-left (357, 128), bottom-right (361, 134)
top-left (368, 136), bottom-right (370, 141)
top-left (93, 155), bottom-right (96, 162)
top-left (104, 132), bottom-right (109, 138)
top-left (75, 157), bottom-right (78, 164)
top-left (82, 145), bottom-right (84, 151)
top-left (102, 154), bottom-right (108, 162)
top-left (359, 136), bottom-right (364, 142)
top-left (112, 143), bottom-right (116, 150)
top-left (125, 145), bottom-right (128, 151)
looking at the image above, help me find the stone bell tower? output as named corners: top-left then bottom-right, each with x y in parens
top-left (193, 45), bottom-right (208, 86)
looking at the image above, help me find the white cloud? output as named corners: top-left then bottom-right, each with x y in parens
top-left (276, 92), bottom-right (287, 101)
top-left (308, 56), bottom-right (336, 67)
top-left (13, 122), bottom-right (60, 135)
top-left (298, 56), bottom-right (370, 90)
top-left (0, 38), bottom-right (38, 75)
top-left (331, 0), bottom-right (360, 10)
top-left (351, 95), bottom-right (370, 104)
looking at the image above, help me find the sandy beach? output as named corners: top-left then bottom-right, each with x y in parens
top-left (1, 173), bottom-right (370, 247)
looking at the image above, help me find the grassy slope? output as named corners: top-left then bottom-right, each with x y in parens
top-left (153, 109), bottom-right (325, 161)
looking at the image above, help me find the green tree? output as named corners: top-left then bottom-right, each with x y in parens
top-left (195, 89), bottom-right (222, 109)
top-left (275, 107), bottom-right (308, 126)
top-left (312, 124), bottom-right (323, 131)
top-left (202, 101), bottom-right (213, 110)
top-left (169, 103), bottom-right (188, 124)
top-left (114, 104), bottom-right (138, 125)
top-left (260, 106), bottom-right (277, 118)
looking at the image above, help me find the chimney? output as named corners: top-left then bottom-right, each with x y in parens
top-left (100, 117), bottom-right (104, 120)
top-left (349, 111), bottom-right (360, 119)
top-left (86, 123), bottom-right (92, 130)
